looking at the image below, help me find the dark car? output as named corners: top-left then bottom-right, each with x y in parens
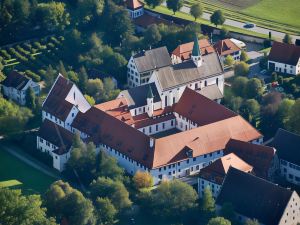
top-left (244, 23), bottom-right (256, 28)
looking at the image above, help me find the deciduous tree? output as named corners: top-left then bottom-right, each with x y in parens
top-left (207, 217), bottom-right (231, 225)
top-left (133, 171), bottom-right (154, 189)
top-left (210, 10), bottom-right (225, 27)
top-left (283, 33), bottom-right (292, 44)
top-left (145, 0), bottom-right (163, 8)
top-left (234, 61), bottom-right (249, 76)
top-left (166, 0), bottom-right (184, 14)
top-left (190, 3), bottom-right (203, 21)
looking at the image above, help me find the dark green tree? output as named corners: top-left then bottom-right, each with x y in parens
top-left (190, 3), bottom-right (203, 21)
top-left (210, 10), bottom-right (225, 27)
top-left (207, 217), bottom-right (231, 225)
top-left (44, 180), bottom-right (96, 225)
top-left (0, 188), bottom-right (57, 225)
top-left (144, 24), bottom-right (162, 47)
top-left (234, 61), bottom-right (249, 76)
top-left (231, 76), bottom-right (248, 97)
top-left (145, 0), bottom-right (163, 8)
top-left (90, 177), bottom-right (132, 210)
top-left (240, 50), bottom-right (249, 62)
top-left (283, 33), bottom-right (292, 44)
top-left (78, 66), bottom-right (88, 92)
top-left (25, 87), bottom-right (36, 110)
top-left (150, 180), bottom-right (198, 218)
top-left (166, 0), bottom-right (184, 14)
top-left (95, 197), bottom-right (117, 224)
top-left (245, 78), bottom-right (264, 99)
top-left (245, 219), bottom-right (260, 225)
top-left (200, 186), bottom-right (215, 220)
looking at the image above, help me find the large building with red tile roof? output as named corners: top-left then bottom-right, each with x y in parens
top-left (38, 73), bottom-right (264, 183)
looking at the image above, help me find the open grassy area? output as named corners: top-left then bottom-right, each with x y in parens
top-left (189, 0), bottom-right (300, 35)
top-left (243, 0), bottom-right (300, 29)
top-left (0, 149), bottom-right (56, 194)
top-left (0, 180), bottom-right (22, 188)
top-left (146, 5), bottom-right (268, 39)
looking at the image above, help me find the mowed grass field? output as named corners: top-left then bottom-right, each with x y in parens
top-left (196, 0), bottom-right (300, 34)
top-left (0, 149), bottom-right (56, 194)
top-left (243, 0), bottom-right (300, 29)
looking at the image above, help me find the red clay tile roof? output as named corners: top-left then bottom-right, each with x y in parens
top-left (269, 41), bottom-right (300, 66)
top-left (174, 87), bottom-right (236, 126)
top-left (152, 115), bottom-right (262, 168)
top-left (214, 39), bottom-right (241, 56)
top-left (72, 107), bottom-right (155, 168)
top-left (71, 89), bottom-right (261, 169)
top-left (224, 139), bottom-right (275, 179)
top-left (42, 75), bottom-right (74, 121)
top-left (1, 70), bottom-right (30, 90)
top-left (172, 39), bottom-right (215, 61)
top-left (126, 0), bottom-right (143, 10)
top-left (199, 153), bottom-right (253, 185)
top-left (38, 119), bottom-right (74, 155)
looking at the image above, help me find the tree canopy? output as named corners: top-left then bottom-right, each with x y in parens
top-left (190, 3), bottom-right (203, 21)
top-left (0, 188), bottom-right (56, 225)
top-left (166, 0), bottom-right (184, 14)
top-left (210, 10), bottom-right (225, 27)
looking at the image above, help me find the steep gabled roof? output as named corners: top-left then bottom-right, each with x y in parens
top-left (155, 52), bottom-right (223, 90)
top-left (269, 41), bottom-right (300, 66)
top-left (214, 39), bottom-right (241, 56)
top-left (125, 0), bottom-right (144, 10)
top-left (270, 128), bottom-right (300, 165)
top-left (199, 153), bottom-right (253, 185)
top-left (192, 35), bottom-right (201, 56)
top-left (172, 39), bottom-right (214, 61)
top-left (225, 139), bottom-right (275, 178)
top-left (216, 167), bottom-right (294, 225)
top-left (152, 115), bottom-right (262, 168)
top-left (133, 47), bottom-right (172, 73)
top-left (42, 75), bottom-right (74, 121)
top-left (1, 70), bottom-right (30, 90)
top-left (119, 83), bottom-right (160, 109)
top-left (72, 107), bottom-right (154, 168)
top-left (38, 119), bottom-right (74, 155)
top-left (174, 87), bottom-right (235, 126)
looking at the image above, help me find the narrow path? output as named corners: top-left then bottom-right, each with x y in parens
top-left (0, 144), bottom-right (60, 179)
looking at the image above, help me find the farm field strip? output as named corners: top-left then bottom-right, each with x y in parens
top-left (186, 0), bottom-right (300, 34)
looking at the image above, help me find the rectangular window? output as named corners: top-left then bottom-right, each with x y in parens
top-left (156, 124), bottom-right (158, 131)
top-left (162, 123), bottom-right (165, 129)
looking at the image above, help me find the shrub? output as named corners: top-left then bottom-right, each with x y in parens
top-left (25, 70), bottom-right (41, 82)
top-left (133, 171), bottom-right (154, 189)
top-left (0, 49), bottom-right (12, 60)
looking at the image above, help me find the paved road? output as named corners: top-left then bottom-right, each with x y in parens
top-left (163, 3), bottom-right (300, 42)
top-left (1, 144), bottom-right (60, 179)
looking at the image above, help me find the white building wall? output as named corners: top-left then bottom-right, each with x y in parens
top-left (280, 159), bottom-right (300, 186)
top-left (64, 106), bottom-right (80, 131)
top-left (268, 60), bottom-right (299, 75)
top-left (36, 136), bottom-right (57, 156)
top-left (198, 178), bottom-right (221, 198)
top-left (175, 112), bottom-right (198, 131)
top-left (65, 85), bottom-right (91, 113)
top-left (53, 151), bottom-right (70, 172)
top-left (138, 118), bottom-right (175, 135)
top-left (278, 191), bottom-right (300, 225)
top-left (42, 111), bottom-right (65, 129)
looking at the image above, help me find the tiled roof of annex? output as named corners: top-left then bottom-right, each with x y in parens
top-left (72, 88), bottom-right (261, 169)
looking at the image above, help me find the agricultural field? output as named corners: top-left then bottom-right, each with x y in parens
top-left (0, 35), bottom-right (65, 83)
top-left (0, 149), bottom-right (56, 194)
top-left (186, 0), bottom-right (300, 34)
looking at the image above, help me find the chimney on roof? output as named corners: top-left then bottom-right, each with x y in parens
top-left (150, 138), bottom-right (154, 148)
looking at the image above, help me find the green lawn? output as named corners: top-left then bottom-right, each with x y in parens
top-left (243, 0), bottom-right (300, 29)
top-left (0, 149), bottom-right (56, 194)
top-left (146, 5), bottom-right (268, 39)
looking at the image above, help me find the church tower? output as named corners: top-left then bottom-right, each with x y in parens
top-left (147, 85), bottom-right (154, 117)
top-left (191, 34), bottom-right (202, 67)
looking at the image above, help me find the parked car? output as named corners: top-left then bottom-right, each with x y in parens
top-left (244, 23), bottom-right (256, 28)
